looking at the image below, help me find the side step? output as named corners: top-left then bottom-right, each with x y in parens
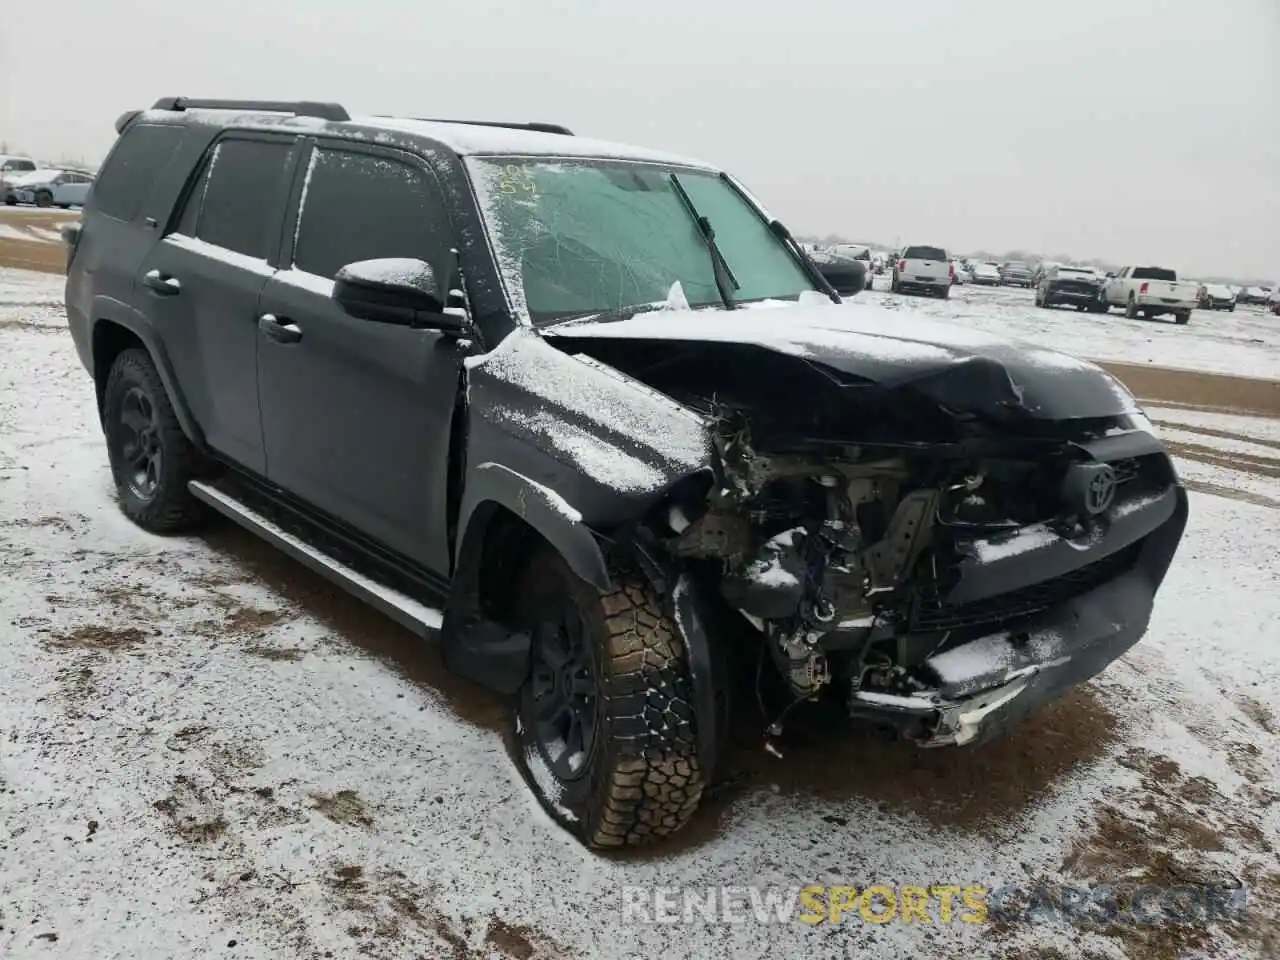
top-left (188, 480), bottom-right (444, 637)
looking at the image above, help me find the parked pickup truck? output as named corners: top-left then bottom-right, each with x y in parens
top-left (1102, 266), bottom-right (1197, 324)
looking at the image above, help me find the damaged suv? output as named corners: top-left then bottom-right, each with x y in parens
top-left (65, 98), bottom-right (1188, 849)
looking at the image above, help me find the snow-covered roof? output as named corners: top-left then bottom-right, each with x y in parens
top-left (138, 107), bottom-right (717, 169)
top-left (350, 116), bottom-right (715, 168)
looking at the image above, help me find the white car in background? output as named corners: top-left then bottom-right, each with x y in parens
top-left (968, 262), bottom-right (1002, 286)
top-left (0, 154), bottom-right (38, 204)
top-left (950, 260), bottom-right (970, 284)
top-left (890, 243), bottom-right (952, 298)
top-left (7, 169), bottom-right (95, 208)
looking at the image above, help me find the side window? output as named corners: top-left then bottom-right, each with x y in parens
top-left (292, 148), bottom-right (453, 282)
top-left (91, 123), bottom-right (184, 221)
top-left (185, 138), bottom-right (295, 259)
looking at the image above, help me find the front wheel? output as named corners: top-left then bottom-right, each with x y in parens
top-left (35, 190), bottom-right (52, 208)
top-left (512, 548), bottom-right (703, 849)
top-left (103, 348), bottom-right (207, 532)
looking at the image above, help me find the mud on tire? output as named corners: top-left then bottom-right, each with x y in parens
top-left (103, 347), bottom-right (206, 533)
top-left (512, 547), bottom-right (704, 848)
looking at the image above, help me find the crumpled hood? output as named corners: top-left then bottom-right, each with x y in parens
top-left (546, 299), bottom-right (1140, 420)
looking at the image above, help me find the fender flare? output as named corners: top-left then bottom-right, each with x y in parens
top-left (453, 462), bottom-right (611, 591)
top-left (90, 296), bottom-right (206, 450)
top-left (439, 462), bottom-right (610, 695)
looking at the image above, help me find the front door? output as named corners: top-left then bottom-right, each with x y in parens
top-left (256, 141), bottom-right (466, 575)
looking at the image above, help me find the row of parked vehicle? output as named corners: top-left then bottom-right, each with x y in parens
top-left (801, 239), bottom-right (1279, 321)
top-left (0, 153), bottom-right (97, 208)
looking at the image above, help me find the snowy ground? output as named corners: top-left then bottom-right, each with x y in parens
top-left (2, 266), bottom-right (1278, 959)
top-left (862, 274), bottom-right (1280, 380)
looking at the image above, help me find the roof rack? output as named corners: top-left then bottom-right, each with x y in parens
top-left (151, 98), bottom-right (350, 122)
top-left (406, 118), bottom-right (575, 136)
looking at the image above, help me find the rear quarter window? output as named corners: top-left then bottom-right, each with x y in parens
top-left (91, 123), bottom-right (184, 221)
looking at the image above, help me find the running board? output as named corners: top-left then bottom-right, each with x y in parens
top-left (188, 480), bottom-right (444, 637)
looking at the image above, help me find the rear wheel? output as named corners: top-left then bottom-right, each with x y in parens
top-left (1174, 311), bottom-right (1190, 325)
top-left (512, 548), bottom-right (703, 848)
top-left (938, 284), bottom-right (950, 300)
top-left (1125, 296), bottom-right (1138, 319)
top-left (103, 348), bottom-right (206, 533)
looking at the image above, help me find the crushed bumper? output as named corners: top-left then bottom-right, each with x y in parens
top-left (849, 485), bottom-right (1188, 746)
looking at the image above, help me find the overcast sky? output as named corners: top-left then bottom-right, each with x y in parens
top-left (3, 0), bottom-right (1277, 278)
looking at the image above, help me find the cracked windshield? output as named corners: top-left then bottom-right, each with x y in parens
top-left (469, 158), bottom-right (814, 324)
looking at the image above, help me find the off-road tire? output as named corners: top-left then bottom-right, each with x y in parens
top-left (103, 348), bottom-right (206, 533)
top-left (512, 547), bottom-right (703, 849)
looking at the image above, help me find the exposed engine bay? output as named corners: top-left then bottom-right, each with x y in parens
top-left (651, 390), bottom-right (1171, 740)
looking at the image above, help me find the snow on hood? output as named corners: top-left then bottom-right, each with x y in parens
top-left (547, 298), bottom-right (1140, 421)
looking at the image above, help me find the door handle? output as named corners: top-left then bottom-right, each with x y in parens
top-left (142, 269), bottom-right (181, 295)
top-left (258, 313), bottom-right (302, 344)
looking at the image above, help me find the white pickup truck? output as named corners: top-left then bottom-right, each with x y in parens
top-left (1102, 265), bottom-right (1197, 324)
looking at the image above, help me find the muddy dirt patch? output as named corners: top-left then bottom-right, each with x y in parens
top-left (153, 776), bottom-right (230, 844)
top-left (48, 625), bottom-right (149, 651)
top-left (679, 684), bottom-right (1125, 850)
top-left (244, 644), bottom-right (305, 662)
top-left (1061, 745), bottom-right (1273, 959)
top-left (309, 789), bottom-right (374, 828)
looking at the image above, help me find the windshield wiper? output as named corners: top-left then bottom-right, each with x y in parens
top-left (669, 174), bottom-right (738, 310)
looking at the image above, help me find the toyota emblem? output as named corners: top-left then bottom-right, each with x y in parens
top-left (1085, 465), bottom-right (1117, 514)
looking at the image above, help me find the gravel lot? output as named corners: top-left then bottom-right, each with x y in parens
top-left (2, 265), bottom-right (1277, 959)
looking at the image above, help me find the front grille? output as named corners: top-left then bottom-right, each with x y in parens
top-left (911, 542), bottom-right (1142, 632)
top-left (1112, 457), bottom-right (1140, 485)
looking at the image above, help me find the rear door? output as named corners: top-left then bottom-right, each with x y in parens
top-left (135, 134), bottom-right (300, 473)
top-left (902, 245), bottom-right (948, 281)
top-left (255, 140), bottom-right (465, 574)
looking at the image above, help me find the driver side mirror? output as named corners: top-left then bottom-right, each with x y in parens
top-left (332, 258), bottom-right (464, 332)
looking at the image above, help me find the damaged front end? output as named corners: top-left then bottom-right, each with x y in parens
top-left (607, 347), bottom-right (1189, 750)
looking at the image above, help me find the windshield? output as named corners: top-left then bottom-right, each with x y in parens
top-left (467, 157), bottom-right (815, 325)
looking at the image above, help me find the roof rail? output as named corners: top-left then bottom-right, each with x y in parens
top-left (407, 118), bottom-right (575, 136)
top-left (151, 98), bottom-right (350, 122)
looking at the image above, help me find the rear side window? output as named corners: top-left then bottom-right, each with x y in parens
top-left (92, 123), bottom-right (184, 221)
top-left (177, 138), bottom-right (295, 259)
top-left (904, 245), bottom-right (947, 260)
top-left (291, 147), bottom-right (454, 281)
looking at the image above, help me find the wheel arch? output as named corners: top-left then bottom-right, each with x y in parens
top-left (438, 463), bottom-right (612, 693)
top-left (90, 302), bottom-right (205, 451)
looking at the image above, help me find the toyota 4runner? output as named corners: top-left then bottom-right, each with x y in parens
top-left (64, 97), bottom-right (1188, 849)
